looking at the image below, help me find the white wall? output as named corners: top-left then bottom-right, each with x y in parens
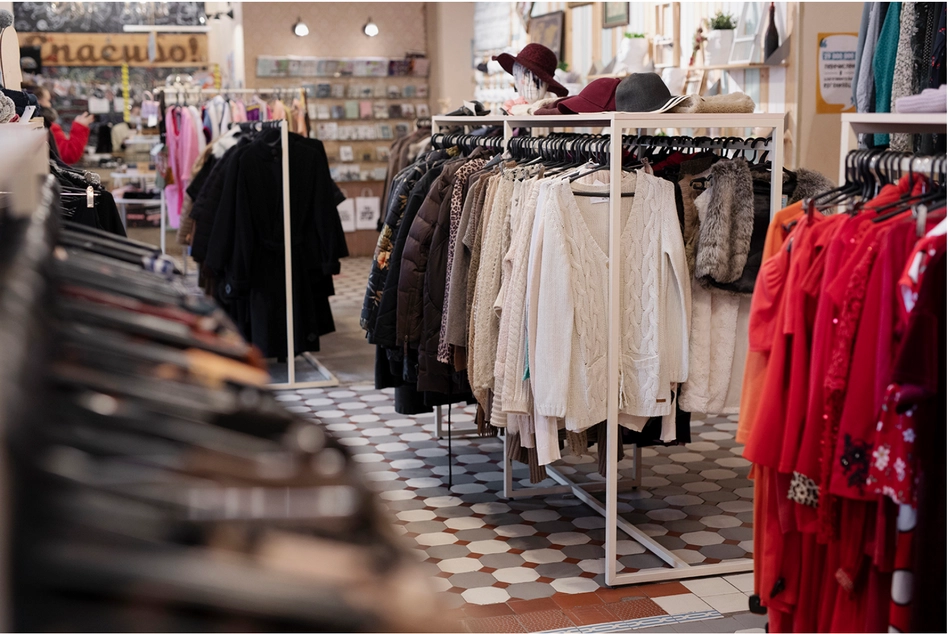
top-left (205, 0), bottom-right (245, 88)
top-left (427, 2), bottom-right (477, 114)
top-left (795, 1), bottom-right (863, 179)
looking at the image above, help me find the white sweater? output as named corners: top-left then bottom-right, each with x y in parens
top-left (531, 171), bottom-right (691, 448)
top-left (679, 189), bottom-right (750, 415)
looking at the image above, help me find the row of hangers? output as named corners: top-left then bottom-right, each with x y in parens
top-left (429, 127), bottom-right (780, 198)
top-left (806, 148), bottom-right (946, 234)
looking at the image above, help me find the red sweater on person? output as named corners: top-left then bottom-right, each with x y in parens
top-left (50, 121), bottom-right (90, 165)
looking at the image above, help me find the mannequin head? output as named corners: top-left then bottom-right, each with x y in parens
top-left (513, 62), bottom-right (550, 103)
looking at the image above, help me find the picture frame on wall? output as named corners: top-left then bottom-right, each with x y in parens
top-left (603, 2), bottom-right (630, 29)
top-left (528, 11), bottom-right (565, 61)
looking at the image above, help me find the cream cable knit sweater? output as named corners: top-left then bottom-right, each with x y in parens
top-left (531, 172), bottom-right (691, 460)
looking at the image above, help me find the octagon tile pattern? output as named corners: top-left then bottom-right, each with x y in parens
top-left (280, 386), bottom-right (754, 608)
top-left (278, 256), bottom-right (764, 631)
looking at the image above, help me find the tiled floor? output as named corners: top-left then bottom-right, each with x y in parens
top-left (276, 257), bottom-right (766, 632)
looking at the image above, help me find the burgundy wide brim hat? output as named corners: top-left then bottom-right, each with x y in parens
top-left (493, 43), bottom-right (569, 98)
top-left (556, 77), bottom-right (622, 114)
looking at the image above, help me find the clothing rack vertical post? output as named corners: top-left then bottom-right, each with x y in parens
top-left (269, 118), bottom-right (338, 390)
top-left (431, 112), bottom-right (785, 586)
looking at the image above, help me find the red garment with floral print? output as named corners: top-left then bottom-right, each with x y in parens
top-left (867, 384), bottom-right (920, 506)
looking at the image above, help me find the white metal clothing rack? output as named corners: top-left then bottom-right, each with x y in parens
top-left (431, 112), bottom-right (785, 587)
top-left (157, 84), bottom-right (333, 388)
top-left (838, 112), bottom-right (948, 183)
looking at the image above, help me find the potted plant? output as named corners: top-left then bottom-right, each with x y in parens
top-left (615, 32), bottom-right (651, 75)
top-left (706, 11), bottom-right (735, 66)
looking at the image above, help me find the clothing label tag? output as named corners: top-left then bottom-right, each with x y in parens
top-left (781, 195), bottom-right (788, 208)
top-left (86, 186), bottom-right (94, 208)
top-left (590, 197), bottom-right (609, 204)
top-left (19, 106), bottom-right (35, 123)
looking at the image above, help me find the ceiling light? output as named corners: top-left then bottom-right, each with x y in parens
top-left (293, 18), bottom-right (309, 37)
top-left (363, 19), bottom-right (379, 37)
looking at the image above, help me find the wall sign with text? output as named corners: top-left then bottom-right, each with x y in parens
top-left (816, 33), bottom-right (858, 114)
top-left (19, 32), bottom-right (208, 67)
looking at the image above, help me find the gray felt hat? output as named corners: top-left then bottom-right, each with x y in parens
top-left (615, 73), bottom-right (690, 113)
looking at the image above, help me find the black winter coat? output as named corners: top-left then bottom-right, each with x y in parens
top-left (190, 140), bottom-right (250, 263)
top-left (418, 167), bottom-right (469, 393)
top-left (397, 160), bottom-right (463, 348)
top-left (362, 152), bottom-right (446, 340)
top-left (204, 129), bottom-right (347, 357)
top-left (371, 161), bottom-right (447, 350)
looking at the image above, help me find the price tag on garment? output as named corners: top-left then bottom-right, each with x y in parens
top-left (590, 180), bottom-right (609, 204)
top-left (18, 106), bottom-right (35, 123)
top-left (86, 186), bottom-right (94, 208)
top-left (337, 198), bottom-right (356, 233)
top-left (355, 195), bottom-right (381, 231)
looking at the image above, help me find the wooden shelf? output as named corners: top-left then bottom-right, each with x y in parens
top-left (588, 61), bottom-right (787, 81)
top-left (308, 96), bottom-right (429, 101)
top-left (314, 117), bottom-right (422, 123)
top-left (692, 61), bottom-right (788, 71)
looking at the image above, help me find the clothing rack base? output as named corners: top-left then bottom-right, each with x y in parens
top-left (269, 353), bottom-right (340, 390)
top-left (434, 405), bottom-right (480, 439)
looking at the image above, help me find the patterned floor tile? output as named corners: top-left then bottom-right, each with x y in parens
top-left (462, 614), bottom-right (527, 633)
top-left (563, 604), bottom-right (617, 625)
top-left (311, 258), bottom-right (758, 632)
top-left (516, 609), bottom-right (577, 632)
top-left (603, 597), bottom-right (667, 620)
top-left (651, 593), bottom-right (713, 615)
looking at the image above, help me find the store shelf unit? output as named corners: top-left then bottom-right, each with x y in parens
top-left (838, 112), bottom-right (948, 183)
top-left (432, 111), bottom-right (786, 587)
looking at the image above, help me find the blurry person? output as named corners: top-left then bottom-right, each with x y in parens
top-left (25, 84), bottom-right (94, 165)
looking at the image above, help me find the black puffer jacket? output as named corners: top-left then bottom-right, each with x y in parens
top-left (371, 162), bottom-right (447, 350)
top-left (418, 158), bottom-right (488, 393)
top-left (397, 159), bottom-right (463, 349)
top-left (362, 151), bottom-right (447, 340)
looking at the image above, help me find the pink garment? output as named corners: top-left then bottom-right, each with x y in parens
top-left (164, 106), bottom-right (200, 230)
top-left (231, 99), bottom-right (247, 123)
top-left (270, 99), bottom-right (287, 121)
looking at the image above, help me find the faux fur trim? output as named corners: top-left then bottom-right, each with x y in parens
top-left (211, 127), bottom-right (240, 158)
top-left (670, 92), bottom-right (756, 114)
top-left (790, 168), bottom-right (835, 204)
top-left (694, 158), bottom-right (754, 284)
